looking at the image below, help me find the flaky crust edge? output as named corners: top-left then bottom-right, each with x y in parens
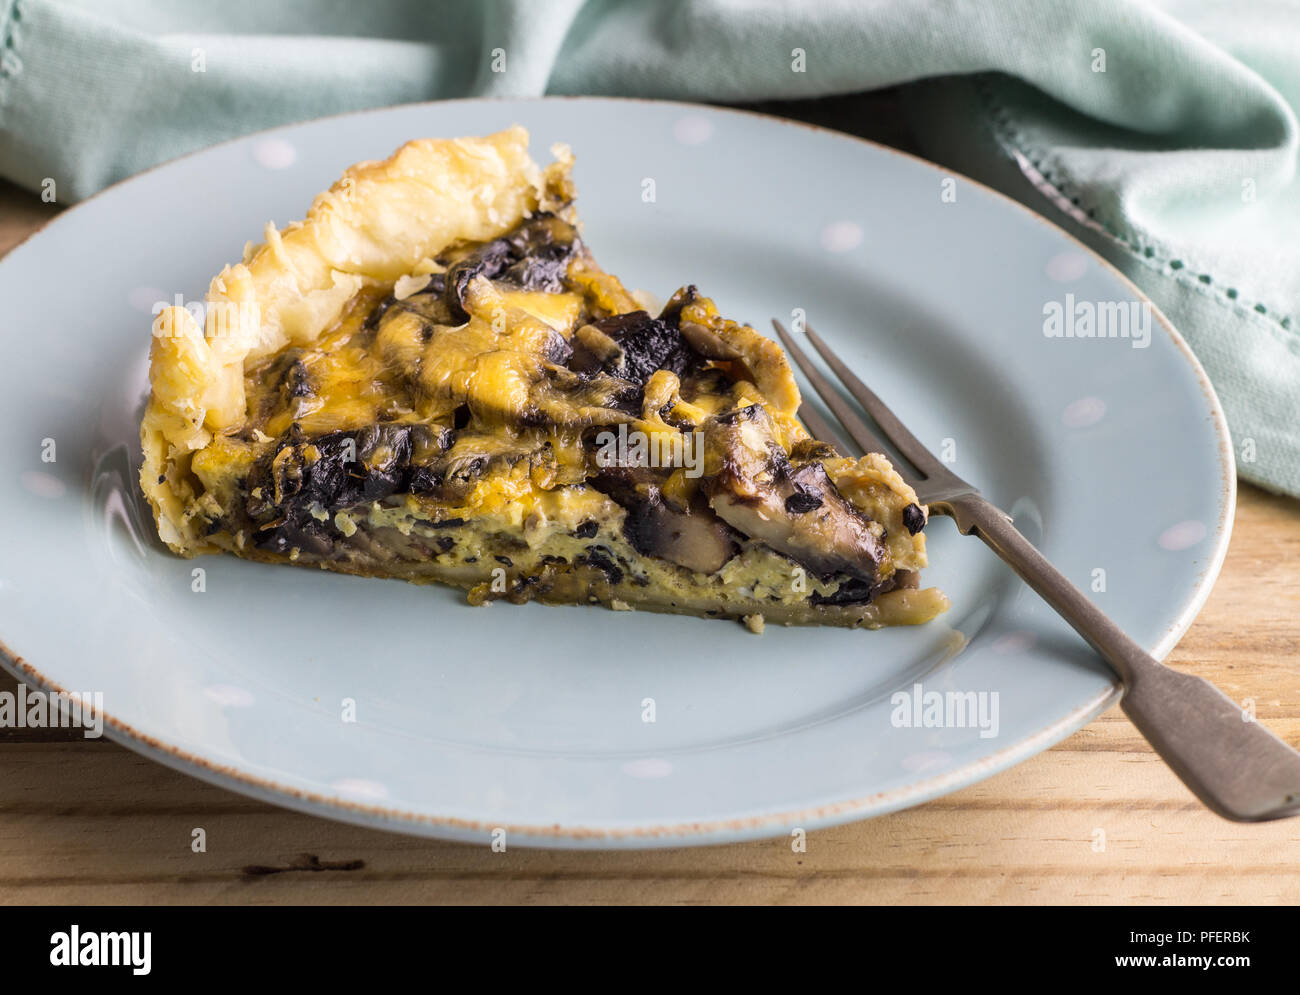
top-left (140, 126), bottom-right (570, 554)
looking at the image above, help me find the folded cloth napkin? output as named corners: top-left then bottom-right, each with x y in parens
top-left (2, 0), bottom-right (1295, 494)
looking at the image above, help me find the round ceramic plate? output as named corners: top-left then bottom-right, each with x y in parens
top-left (0, 98), bottom-right (1233, 848)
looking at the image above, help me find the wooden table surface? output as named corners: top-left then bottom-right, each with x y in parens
top-left (3, 146), bottom-right (1299, 905)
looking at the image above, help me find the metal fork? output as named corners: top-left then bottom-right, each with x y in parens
top-left (772, 318), bottom-right (1300, 822)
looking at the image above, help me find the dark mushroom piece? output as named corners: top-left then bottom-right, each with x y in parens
top-left (590, 466), bottom-right (739, 575)
top-left (622, 497), bottom-right (740, 575)
top-left (701, 405), bottom-right (886, 582)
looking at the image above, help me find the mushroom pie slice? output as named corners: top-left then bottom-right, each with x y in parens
top-left (141, 128), bottom-right (948, 630)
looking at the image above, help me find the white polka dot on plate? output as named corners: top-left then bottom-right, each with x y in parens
top-left (21, 470), bottom-right (65, 499)
top-left (1046, 252), bottom-right (1088, 282)
top-left (1158, 520), bottom-right (1207, 551)
top-left (992, 630), bottom-right (1036, 653)
top-left (901, 751), bottom-right (951, 773)
top-left (203, 684), bottom-right (255, 707)
top-left (672, 116), bottom-right (713, 145)
top-left (621, 758), bottom-right (672, 779)
top-left (331, 778), bottom-right (389, 800)
top-left (252, 138), bottom-right (297, 170)
top-left (128, 287), bottom-right (167, 313)
top-left (819, 221), bottom-right (863, 253)
top-left (1062, 396), bottom-right (1106, 429)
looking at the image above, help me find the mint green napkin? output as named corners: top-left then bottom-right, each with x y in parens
top-left (2, 0), bottom-right (1295, 494)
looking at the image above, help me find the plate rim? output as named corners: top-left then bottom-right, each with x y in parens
top-left (0, 95), bottom-right (1236, 847)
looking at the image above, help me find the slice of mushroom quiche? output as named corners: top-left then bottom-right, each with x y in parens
top-left (141, 127), bottom-right (948, 630)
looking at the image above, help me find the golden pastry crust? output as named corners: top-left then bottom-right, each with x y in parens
top-left (142, 127), bottom-right (569, 551)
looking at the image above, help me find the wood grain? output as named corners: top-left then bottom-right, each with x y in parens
top-left (2, 154), bottom-right (1298, 907)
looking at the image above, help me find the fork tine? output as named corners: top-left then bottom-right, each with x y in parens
top-left (801, 322), bottom-right (943, 475)
top-left (771, 319), bottom-right (893, 460)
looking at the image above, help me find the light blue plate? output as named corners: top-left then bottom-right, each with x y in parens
top-left (0, 98), bottom-right (1233, 848)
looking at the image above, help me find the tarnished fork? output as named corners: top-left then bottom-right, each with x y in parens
top-left (773, 318), bottom-right (1300, 823)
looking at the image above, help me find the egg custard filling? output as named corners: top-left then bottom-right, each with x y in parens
top-left (140, 128), bottom-right (948, 630)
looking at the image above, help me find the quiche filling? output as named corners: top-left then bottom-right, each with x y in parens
top-left (141, 128), bottom-right (948, 629)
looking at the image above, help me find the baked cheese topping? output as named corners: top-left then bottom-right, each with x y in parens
top-left (140, 129), bottom-right (948, 629)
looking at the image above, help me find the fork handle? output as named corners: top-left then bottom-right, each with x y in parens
top-left (944, 495), bottom-right (1300, 822)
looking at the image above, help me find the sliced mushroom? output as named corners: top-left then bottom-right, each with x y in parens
top-left (701, 406), bottom-right (885, 581)
top-left (576, 310), bottom-right (700, 386)
top-left (590, 466), bottom-right (739, 575)
top-left (442, 212), bottom-right (581, 322)
top-left (677, 319), bottom-right (743, 360)
top-left (624, 497), bottom-right (739, 575)
top-left (574, 322), bottom-right (625, 366)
